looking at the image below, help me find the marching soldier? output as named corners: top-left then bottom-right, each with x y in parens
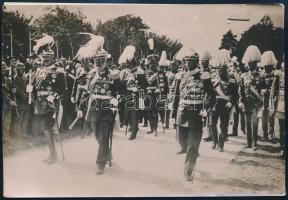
top-left (30, 47), bottom-right (66, 164)
top-left (200, 51), bottom-right (213, 142)
top-left (147, 54), bottom-right (169, 136)
top-left (260, 51), bottom-right (278, 142)
top-left (171, 49), bottom-right (215, 181)
top-left (165, 61), bottom-right (176, 129)
top-left (77, 49), bottom-right (124, 175)
top-left (120, 45), bottom-right (148, 140)
top-left (210, 50), bottom-right (238, 152)
top-left (239, 45), bottom-right (263, 151)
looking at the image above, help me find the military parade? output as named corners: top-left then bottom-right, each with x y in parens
top-left (1, 4), bottom-right (286, 197)
top-left (2, 30), bottom-right (285, 182)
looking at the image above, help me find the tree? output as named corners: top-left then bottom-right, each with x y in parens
top-left (2, 5), bottom-right (33, 61)
top-left (236, 15), bottom-right (284, 62)
top-left (219, 30), bottom-right (238, 56)
top-left (95, 14), bottom-right (182, 62)
top-left (33, 6), bottom-right (93, 59)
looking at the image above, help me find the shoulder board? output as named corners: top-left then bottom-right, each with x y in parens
top-left (201, 71), bottom-right (211, 80)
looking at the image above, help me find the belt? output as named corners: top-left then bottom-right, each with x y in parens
top-left (216, 96), bottom-right (230, 101)
top-left (179, 99), bottom-right (203, 105)
top-left (37, 91), bottom-right (54, 96)
top-left (91, 94), bottom-right (112, 100)
top-left (147, 86), bottom-right (157, 90)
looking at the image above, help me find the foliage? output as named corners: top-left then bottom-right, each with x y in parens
top-left (219, 30), bottom-right (238, 56)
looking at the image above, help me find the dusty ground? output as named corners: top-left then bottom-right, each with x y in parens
top-left (3, 120), bottom-right (285, 197)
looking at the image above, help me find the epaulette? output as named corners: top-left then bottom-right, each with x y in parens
top-left (201, 71), bottom-right (211, 80)
top-left (274, 70), bottom-right (281, 76)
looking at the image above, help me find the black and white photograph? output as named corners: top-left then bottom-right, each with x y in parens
top-left (1, 2), bottom-right (285, 197)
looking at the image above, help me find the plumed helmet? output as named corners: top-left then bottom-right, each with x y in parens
top-left (260, 51), bottom-right (278, 67)
top-left (147, 54), bottom-right (159, 65)
top-left (242, 45), bottom-right (261, 64)
top-left (184, 49), bottom-right (199, 62)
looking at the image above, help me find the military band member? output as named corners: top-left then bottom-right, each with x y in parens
top-left (172, 49), bottom-right (215, 181)
top-left (77, 46), bottom-right (124, 175)
top-left (239, 45), bottom-right (263, 151)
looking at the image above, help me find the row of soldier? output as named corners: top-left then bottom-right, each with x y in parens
top-left (2, 33), bottom-right (285, 181)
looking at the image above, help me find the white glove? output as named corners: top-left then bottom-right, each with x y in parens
top-left (110, 98), bottom-right (119, 107)
top-left (71, 97), bottom-right (75, 103)
top-left (131, 87), bottom-right (138, 92)
top-left (26, 85), bottom-right (33, 93)
top-left (200, 109), bottom-right (207, 118)
top-left (77, 111), bottom-right (83, 119)
top-left (10, 100), bottom-right (18, 107)
top-left (239, 102), bottom-right (244, 110)
top-left (225, 102), bottom-right (232, 109)
top-left (47, 95), bottom-right (55, 103)
top-left (12, 88), bottom-right (17, 94)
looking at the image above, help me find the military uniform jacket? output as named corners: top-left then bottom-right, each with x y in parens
top-left (79, 69), bottom-right (124, 122)
top-left (147, 71), bottom-right (169, 102)
top-left (14, 75), bottom-right (29, 110)
top-left (172, 69), bottom-right (215, 127)
top-left (261, 72), bottom-right (275, 109)
top-left (239, 71), bottom-right (264, 111)
top-left (213, 77), bottom-right (239, 105)
top-left (71, 67), bottom-right (90, 106)
top-left (33, 66), bottom-right (66, 115)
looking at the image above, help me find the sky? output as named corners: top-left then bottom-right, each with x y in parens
top-left (4, 3), bottom-right (284, 56)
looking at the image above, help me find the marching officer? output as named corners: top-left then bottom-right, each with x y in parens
top-left (260, 51), bottom-right (278, 142)
top-left (211, 50), bottom-right (238, 152)
top-left (77, 49), bottom-right (124, 175)
top-left (239, 45), bottom-right (263, 151)
top-left (147, 54), bottom-right (169, 136)
top-left (30, 48), bottom-right (66, 164)
top-left (120, 45), bottom-right (148, 140)
top-left (171, 49), bottom-right (215, 181)
top-left (200, 51), bottom-right (214, 142)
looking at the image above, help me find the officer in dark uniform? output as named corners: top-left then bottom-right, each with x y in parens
top-left (147, 54), bottom-right (169, 136)
top-left (200, 51), bottom-right (214, 142)
top-left (121, 54), bottom-right (148, 140)
top-left (211, 62), bottom-right (238, 152)
top-left (239, 45), bottom-right (263, 151)
top-left (172, 50), bottom-right (215, 181)
top-left (260, 51), bottom-right (278, 142)
top-left (77, 50), bottom-right (124, 175)
top-left (165, 62), bottom-right (176, 129)
top-left (31, 49), bottom-right (66, 164)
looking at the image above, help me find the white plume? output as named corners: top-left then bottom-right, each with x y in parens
top-left (148, 38), bottom-right (154, 50)
top-left (159, 51), bottom-right (170, 66)
top-left (213, 49), bottom-right (231, 67)
top-left (74, 33), bottom-right (104, 60)
top-left (242, 45), bottom-right (261, 64)
top-left (260, 51), bottom-right (278, 67)
top-left (33, 33), bottom-right (54, 53)
top-left (174, 46), bottom-right (195, 61)
top-left (118, 45), bottom-right (136, 64)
